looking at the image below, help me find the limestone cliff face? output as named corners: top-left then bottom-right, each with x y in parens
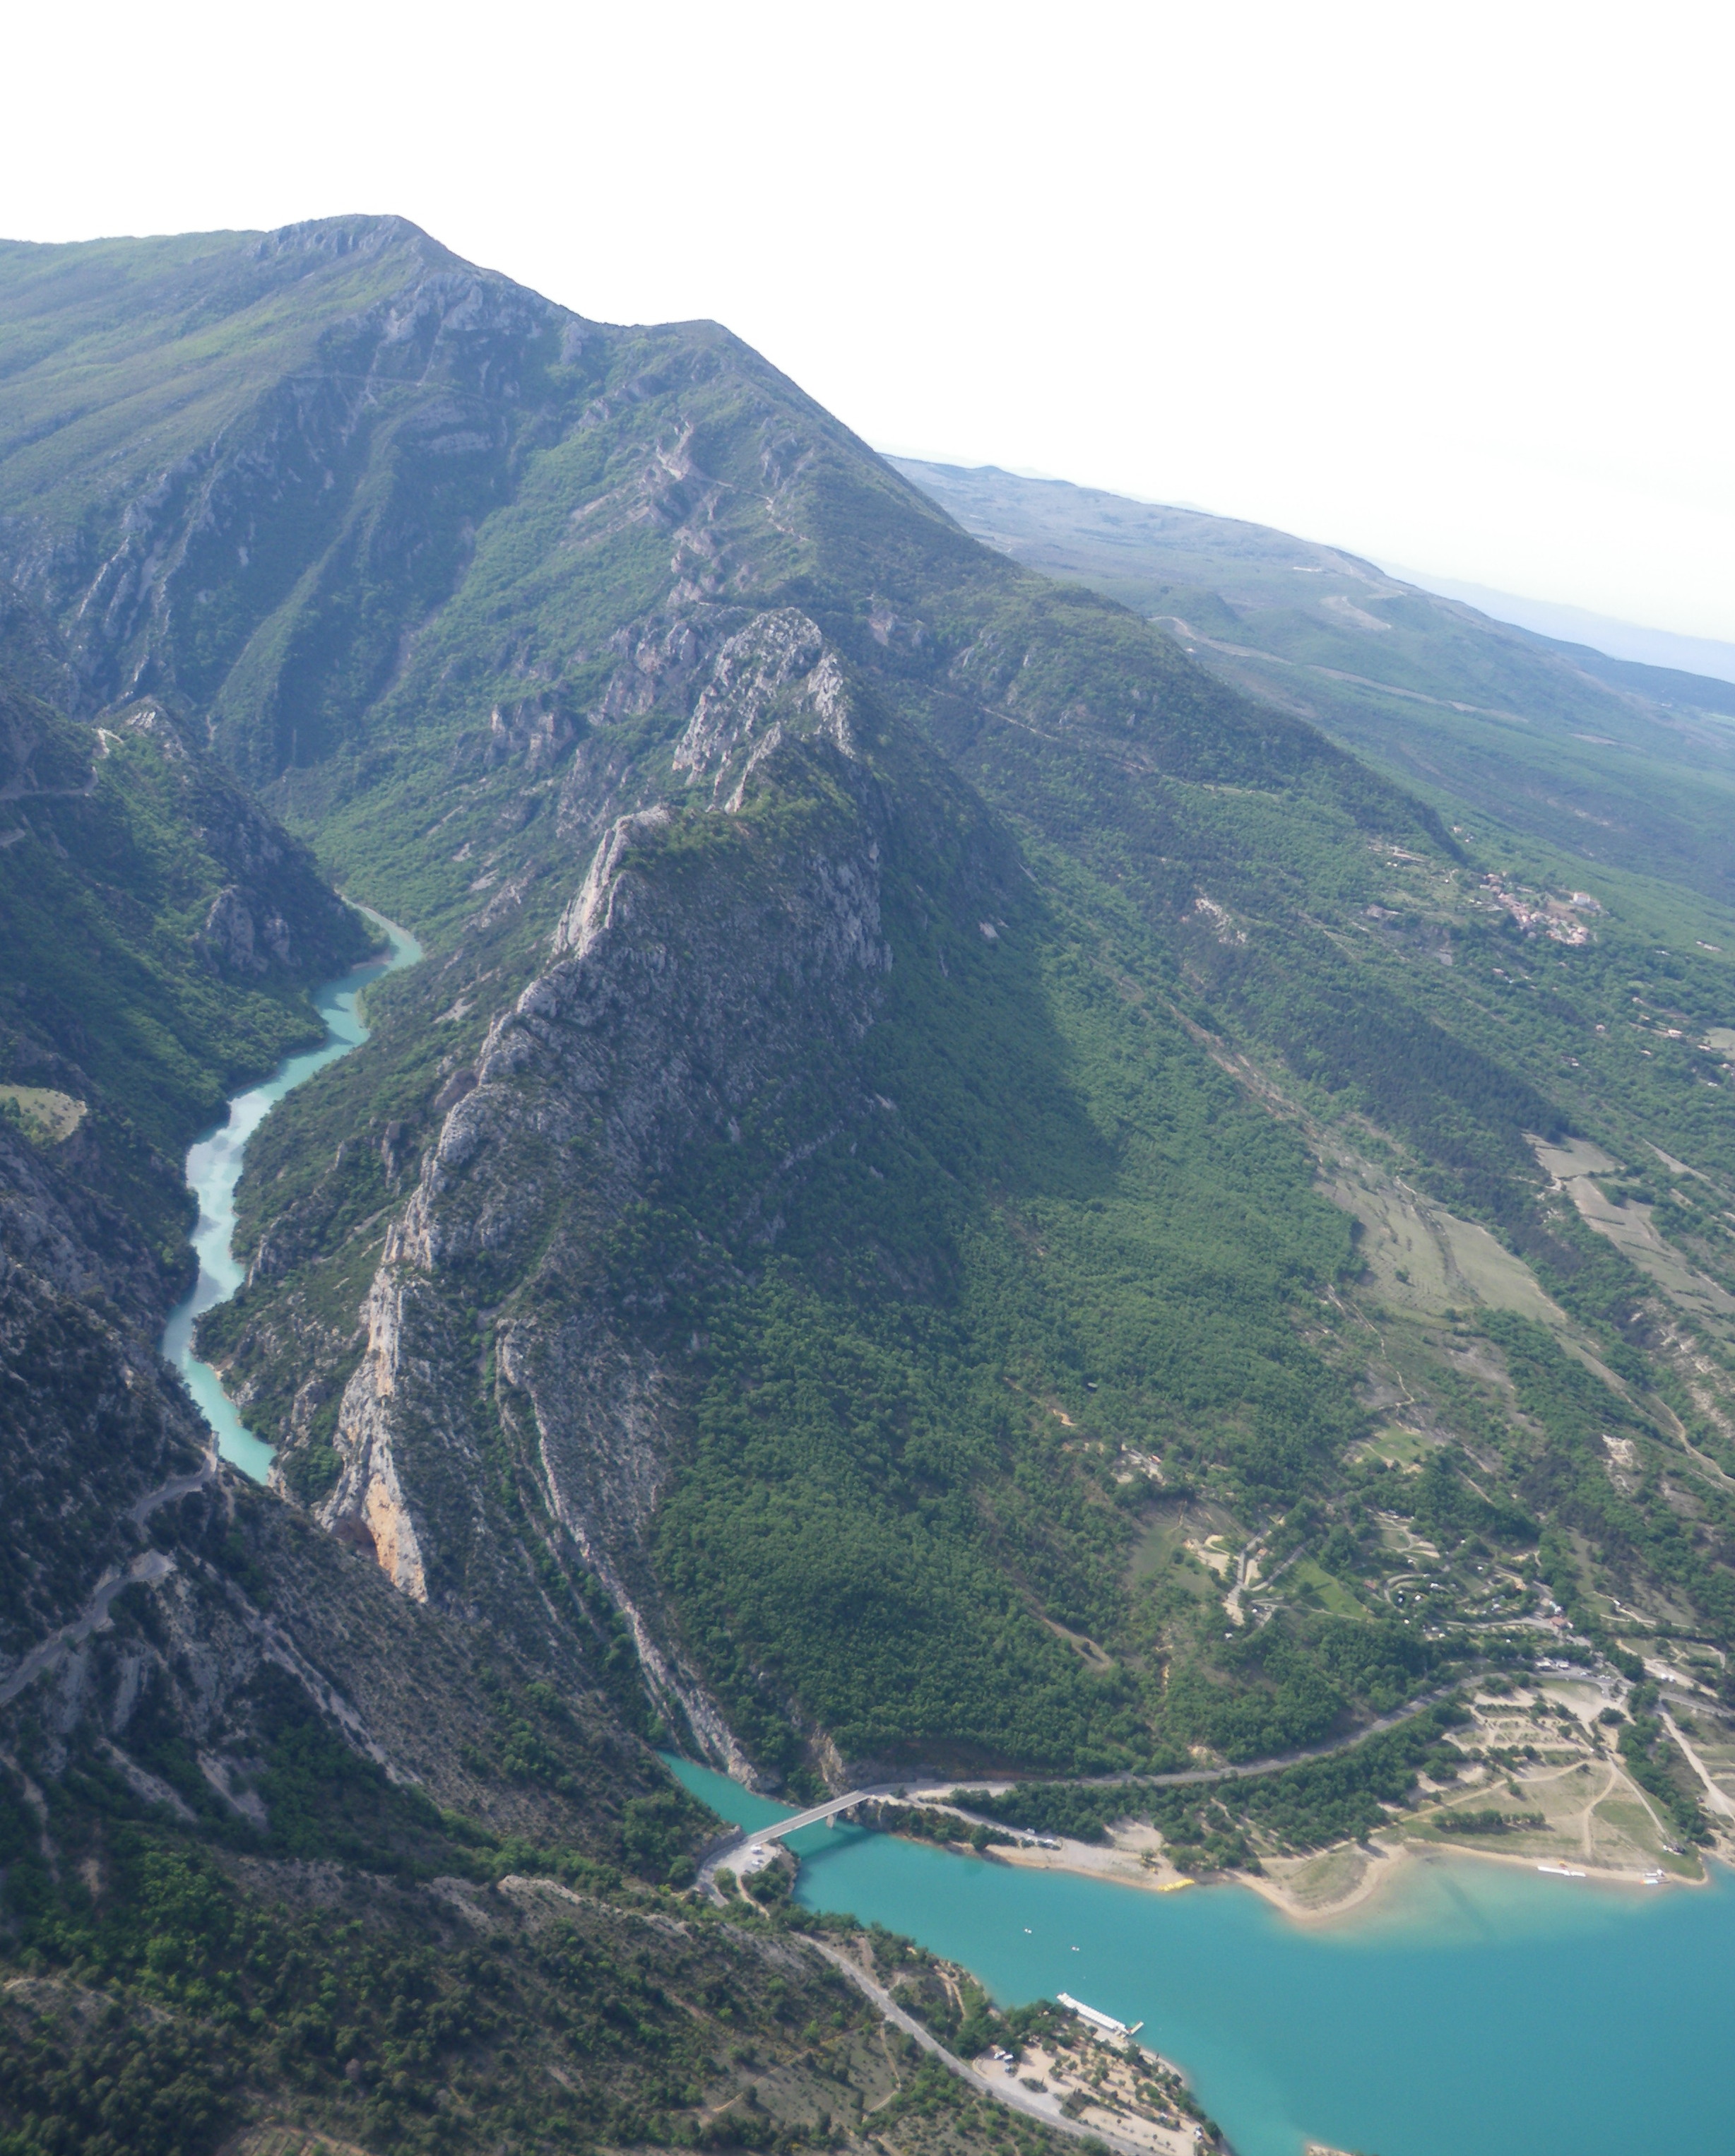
top-left (670, 608), bottom-right (856, 807)
top-left (320, 615), bottom-right (892, 1774)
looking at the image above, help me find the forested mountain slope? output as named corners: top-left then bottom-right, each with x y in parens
top-left (0, 663), bottom-right (370, 1277)
top-left (6, 218), bottom-right (1735, 1842)
top-left (894, 459), bottom-right (1735, 908)
top-left (0, 632), bottom-right (375, 1701)
top-left (0, 468), bottom-right (1039, 2156)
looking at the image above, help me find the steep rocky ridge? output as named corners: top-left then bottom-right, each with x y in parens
top-left (314, 610), bottom-right (906, 1770)
top-left (225, 561), bottom-right (1431, 1781)
top-left (10, 218), bottom-right (1735, 1812)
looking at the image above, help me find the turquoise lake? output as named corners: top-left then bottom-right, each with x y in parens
top-left (667, 1755), bottom-right (1735, 2156)
top-left (160, 908), bottom-right (421, 1482)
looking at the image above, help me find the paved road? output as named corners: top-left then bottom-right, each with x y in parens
top-left (1, 1441), bottom-right (218, 1707)
top-left (740, 1790), bottom-right (886, 1841)
top-left (700, 1683), bottom-right (1477, 1896)
top-left (805, 1935), bottom-right (1161, 2156)
top-left (129, 1453), bottom-right (218, 1526)
top-left (903, 1681), bottom-right (1472, 1810)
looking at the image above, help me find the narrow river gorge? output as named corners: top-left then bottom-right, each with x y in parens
top-left (147, 906), bottom-right (1735, 2156)
top-left (160, 908), bottom-right (422, 1481)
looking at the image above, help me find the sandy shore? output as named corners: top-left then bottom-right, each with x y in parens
top-left (977, 1820), bottom-right (1703, 1924)
top-left (983, 1824), bottom-right (1416, 1923)
top-left (984, 1825), bottom-right (1197, 1893)
top-left (1238, 1835), bottom-right (1703, 1924)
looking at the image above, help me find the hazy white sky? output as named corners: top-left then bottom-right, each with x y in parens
top-left (5, 0), bottom-right (1731, 639)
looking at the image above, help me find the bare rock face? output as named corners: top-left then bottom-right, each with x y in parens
top-left (197, 887), bottom-right (263, 973)
top-left (319, 617), bottom-right (892, 1775)
top-left (671, 608), bottom-right (855, 806)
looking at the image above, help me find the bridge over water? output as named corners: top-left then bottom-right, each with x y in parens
top-left (701, 1787), bottom-right (960, 1885)
top-left (706, 1789), bottom-right (882, 1878)
top-left (698, 1785), bottom-right (1054, 1893)
top-left (745, 1789), bottom-right (880, 1841)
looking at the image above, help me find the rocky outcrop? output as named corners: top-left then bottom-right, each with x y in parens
top-left (319, 617), bottom-right (893, 1775)
top-left (194, 886), bottom-right (292, 973)
top-left (319, 1271), bottom-right (431, 1598)
top-left (671, 608), bottom-right (856, 806)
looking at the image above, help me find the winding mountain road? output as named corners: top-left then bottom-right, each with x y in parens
top-left (805, 1936), bottom-right (1159, 2156)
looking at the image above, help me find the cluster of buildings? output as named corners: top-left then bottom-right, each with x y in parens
top-left (1481, 875), bottom-right (1601, 945)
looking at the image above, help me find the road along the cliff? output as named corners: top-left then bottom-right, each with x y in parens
top-left (804, 1934), bottom-right (1163, 2156)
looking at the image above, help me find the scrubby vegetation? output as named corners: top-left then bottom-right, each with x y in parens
top-left (955, 1700), bottom-right (1474, 1866)
top-left (0, 1698), bottom-right (1063, 2156)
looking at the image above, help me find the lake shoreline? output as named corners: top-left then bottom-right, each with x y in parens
top-left (668, 1752), bottom-right (1735, 2155)
top-left (982, 1820), bottom-right (1708, 1926)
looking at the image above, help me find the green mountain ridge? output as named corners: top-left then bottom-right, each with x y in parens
top-left (4, 217), bottom-right (1735, 2156)
top-left (6, 218), bottom-right (1735, 1777)
top-left (0, 663), bottom-right (372, 1305)
top-left (892, 458), bottom-right (1735, 907)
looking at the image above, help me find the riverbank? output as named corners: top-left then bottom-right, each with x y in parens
top-left (160, 904), bottom-right (421, 1481)
top-left (903, 1673), bottom-right (1719, 1922)
top-left (974, 1819), bottom-right (1414, 1924)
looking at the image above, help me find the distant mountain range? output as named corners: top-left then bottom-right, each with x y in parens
top-left (894, 459), bottom-right (1735, 904)
top-left (4, 218), bottom-right (1735, 2155)
top-left (1385, 570), bottom-right (1735, 690)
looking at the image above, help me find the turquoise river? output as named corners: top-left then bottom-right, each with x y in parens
top-left (667, 1755), bottom-right (1735, 2156)
top-left (160, 908), bottom-right (421, 1482)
